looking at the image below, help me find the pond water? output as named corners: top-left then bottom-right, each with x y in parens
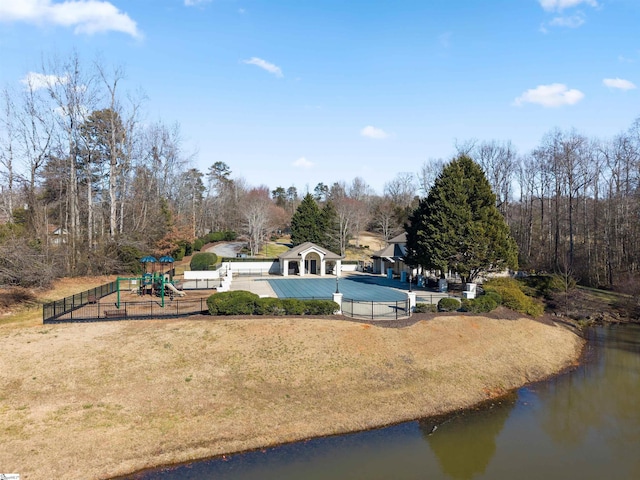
top-left (132, 324), bottom-right (640, 480)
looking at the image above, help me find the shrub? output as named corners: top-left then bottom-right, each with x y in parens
top-left (193, 238), bottom-right (205, 252)
top-left (460, 294), bottom-right (499, 313)
top-left (281, 298), bottom-right (305, 315)
top-left (255, 297), bottom-right (286, 316)
top-left (190, 252), bottom-right (218, 271)
top-left (483, 290), bottom-right (502, 305)
top-left (173, 244), bottom-right (186, 261)
top-left (207, 290), bottom-right (259, 315)
top-left (522, 274), bottom-right (576, 298)
top-left (414, 302), bottom-right (437, 313)
top-left (304, 300), bottom-right (339, 315)
top-left (438, 297), bottom-right (461, 312)
top-left (207, 293), bottom-right (338, 316)
top-left (183, 241), bottom-right (193, 257)
top-left (484, 278), bottom-right (544, 317)
top-left (117, 244), bottom-right (144, 274)
top-left (203, 230), bottom-right (238, 244)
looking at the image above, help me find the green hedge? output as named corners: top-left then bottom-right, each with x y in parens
top-left (303, 299), bottom-right (339, 315)
top-left (483, 278), bottom-right (544, 317)
top-left (255, 297), bottom-right (286, 316)
top-left (460, 293), bottom-right (500, 313)
top-left (207, 291), bottom-right (339, 316)
top-left (207, 290), bottom-right (259, 315)
top-left (190, 252), bottom-right (218, 271)
top-left (414, 302), bottom-right (437, 313)
top-left (193, 238), bottom-right (205, 252)
top-left (201, 231), bottom-right (237, 244)
top-left (281, 298), bottom-right (306, 315)
top-left (438, 297), bottom-right (461, 312)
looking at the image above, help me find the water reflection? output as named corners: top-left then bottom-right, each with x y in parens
top-left (533, 325), bottom-right (640, 478)
top-left (132, 325), bottom-right (640, 480)
top-left (418, 394), bottom-right (516, 480)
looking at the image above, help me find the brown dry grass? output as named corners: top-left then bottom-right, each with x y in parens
top-left (0, 313), bottom-right (583, 480)
top-left (0, 276), bottom-right (117, 328)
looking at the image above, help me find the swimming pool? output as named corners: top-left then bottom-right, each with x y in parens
top-left (265, 277), bottom-right (407, 301)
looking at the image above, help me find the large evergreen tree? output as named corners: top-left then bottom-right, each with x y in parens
top-left (320, 200), bottom-right (340, 253)
top-left (405, 155), bottom-right (518, 282)
top-left (290, 193), bottom-right (324, 246)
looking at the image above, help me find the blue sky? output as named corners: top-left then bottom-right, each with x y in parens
top-left (1, 0), bottom-right (639, 194)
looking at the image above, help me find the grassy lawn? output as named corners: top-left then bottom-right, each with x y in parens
top-left (0, 313), bottom-right (583, 480)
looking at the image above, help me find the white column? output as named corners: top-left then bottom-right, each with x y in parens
top-left (332, 292), bottom-right (343, 314)
top-left (407, 291), bottom-right (416, 313)
top-left (300, 254), bottom-right (306, 276)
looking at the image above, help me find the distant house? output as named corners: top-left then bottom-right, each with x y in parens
top-left (48, 225), bottom-right (68, 245)
top-left (371, 233), bottom-right (410, 276)
top-left (278, 242), bottom-right (343, 277)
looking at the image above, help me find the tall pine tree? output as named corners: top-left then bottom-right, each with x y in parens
top-left (290, 193), bottom-right (324, 246)
top-left (405, 155), bottom-right (517, 282)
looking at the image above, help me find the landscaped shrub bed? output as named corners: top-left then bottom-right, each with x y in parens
top-left (207, 290), bottom-right (259, 315)
top-left (483, 277), bottom-right (544, 317)
top-left (414, 302), bottom-right (437, 313)
top-left (460, 293), bottom-right (501, 313)
top-left (437, 297), bottom-right (461, 312)
top-left (207, 291), bottom-right (339, 316)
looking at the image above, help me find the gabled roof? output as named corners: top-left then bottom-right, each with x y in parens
top-left (389, 232), bottom-right (407, 244)
top-left (278, 242), bottom-right (343, 260)
top-left (371, 242), bottom-right (406, 261)
top-left (372, 232), bottom-right (407, 260)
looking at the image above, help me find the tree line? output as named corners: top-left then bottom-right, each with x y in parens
top-left (1, 53), bottom-right (640, 291)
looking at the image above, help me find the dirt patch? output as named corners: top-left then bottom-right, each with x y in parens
top-left (0, 314), bottom-right (583, 480)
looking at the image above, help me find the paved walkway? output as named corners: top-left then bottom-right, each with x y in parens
top-left (229, 276), bottom-right (277, 297)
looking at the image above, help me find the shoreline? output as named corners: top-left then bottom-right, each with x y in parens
top-left (0, 314), bottom-right (584, 480)
top-left (124, 356), bottom-right (586, 479)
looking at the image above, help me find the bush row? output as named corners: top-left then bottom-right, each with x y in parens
top-left (193, 231), bottom-right (237, 251)
top-left (460, 291), bottom-right (502, 313)
top-left (207, 291), bottom-right (339, 316)
top-left (483, 277), bottom-right (544, 317)
top-left (416, 293), bottom-right (503, 314)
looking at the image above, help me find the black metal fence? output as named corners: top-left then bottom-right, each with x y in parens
top-left (42, 281), bottom-right (118, 322)
top-left (43, 298), bottom-right (209, 323)
top-left (341, 298), bottom-right (410, 320)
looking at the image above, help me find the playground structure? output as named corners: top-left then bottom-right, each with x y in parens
top-left (113, 255), bottom-right (188, 308)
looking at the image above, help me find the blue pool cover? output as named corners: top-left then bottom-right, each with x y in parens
top-left (265, 277), bottom-right (406, 301)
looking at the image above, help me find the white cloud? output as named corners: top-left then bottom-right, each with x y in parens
top-left (360, 125), bottom-right (389, 139)
top-left (0, 0), bottom-right (140, 38)
top-left (513, 83), bottom-right (585, 107)
top-left (184, 0), bottom-right (212, 6)
top-left (603, 78), bottom-right (637, 91)
top-left (242, 57), bottom-right (283, 77)
top-left (549, 14), bottom-right (585, 28)
top-left (20, 72), bottom-right (69, 90)
top-left (292, 157), bottom-right (313, 169)
top-left (539, 0), bottom-right (597, 11)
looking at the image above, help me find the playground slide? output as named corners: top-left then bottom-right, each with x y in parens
top-left (166, 283), bottom-right (186, 297)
